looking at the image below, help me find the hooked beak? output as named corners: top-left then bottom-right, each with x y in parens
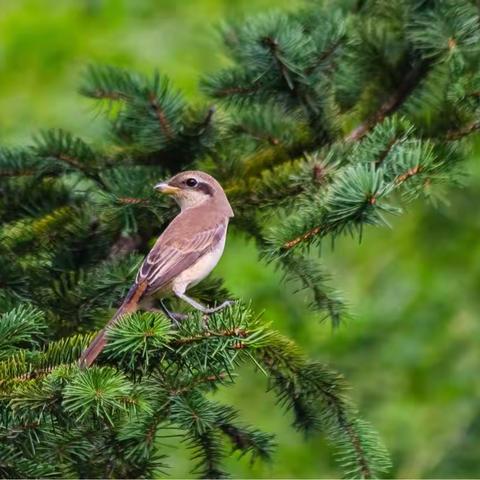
top-left (154, 182), bottom-right (180, 195)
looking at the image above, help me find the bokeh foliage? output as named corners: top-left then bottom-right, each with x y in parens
top-left (0, 0), bottom-right (479, 478)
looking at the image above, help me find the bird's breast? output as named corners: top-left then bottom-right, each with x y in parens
top-left (173, 230), bottom-right (227, 292)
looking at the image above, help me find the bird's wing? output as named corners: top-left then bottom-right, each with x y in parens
top-left (136, 220), bottom-right (226, 295)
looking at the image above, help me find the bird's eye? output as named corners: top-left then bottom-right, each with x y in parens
top-left (185, 178), bottom-right (198, 187)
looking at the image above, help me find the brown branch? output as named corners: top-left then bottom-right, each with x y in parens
top-left (149, 93), bottom-right (173, 140)
top-left (260, 345), bottom-right (374, 478)
top-left (280, 63), bottom-right (430, 251)
top-left (0, 364), bottom-right (58, 385)
top-left (375, 137), bottom-right (398, 168)
top-left (144, 410), bottom-right (166, 445)
top-left (445, 121), bottom-right (480, 141)
top-left (315, 382), bottom-right (372, 478)
top-left (0, 421), bottom-right (40, 440)
top-left (199, 106), bottom-right (215, 130)
top-left (262, 35), bottom-right (324, 123)
top-left (312, 163), bottom-right (327, 183)
top-left (337, 412), bottom-right (372, 478)
top-left (263, 36), bottom-right (294, 90)
top-left (345, 62), bottom-right (429, 142)
top-left (57, 153), bottom-right (87, 172)
top-left (56, 153), bottom-right (107, 189)
top-left (234, 124), bottom-right (280, 146)
top-left (117, 197), bottom-right (148, 205)
top-left (282, 194), bottom-right (380, 250)
top-left (213, 85), bottom-right (259, 97)
top-left (0, 169), bottom-right (36, 178)
top-left (394, 165), bottom-right (422, 185)
top-left (306, 38), bottom-right (344, 74)
top-left (283, 226), bottom-right (322, 250)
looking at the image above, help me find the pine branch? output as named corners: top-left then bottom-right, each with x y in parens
top-left (345, 61), bottom-right (430, 142)
top-left (4, 1), bottom-right (480, 477)
top-left (273, 163), bottom-right (399, 253)
top-left (270, 119), bottom-right (453, 254)
top-left (82, 66), bottom-right (186, 155)
top-left (79, 64), bottom-right (141, 102)
top-left (0, 305), bottom-right (47, 360)
top-left (0, 148), bottom-right (44, 178)
top-left (279, 253), bottom-right (346, 327)
top-left (62, 366), bottom-right (137, 424)
top-left (255, 334), bottom-right (391, 478)
top-left (148, 92), bottom-right (174, 141)
top-left (32, 129), bottom-right (107, 189)
top-left (215, 404), bottom-right (274, 461)
top-left (0, 305), bottom-right (388, 478)
top-left (282, 224), bottom-right (322, 251)
top-left (445, 120), bottom-right (480, 140)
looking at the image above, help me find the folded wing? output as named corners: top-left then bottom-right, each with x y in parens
top-left (136, 221), bottom-right (226, 296)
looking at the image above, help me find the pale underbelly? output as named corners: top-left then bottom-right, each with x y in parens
top-left (172, 233), bottom-right (226, 294)
top-left (140, 232), bottom-right (227, 307)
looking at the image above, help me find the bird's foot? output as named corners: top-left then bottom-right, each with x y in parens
top-left (202, 300), bottom-right (236, 315)
top-left (152, 302), bottom-right (189, 327)
top-left (167, 311), bottom-right (189, 326)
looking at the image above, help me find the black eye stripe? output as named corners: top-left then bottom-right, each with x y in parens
top-left (197, 181), bottom-right (214, 196)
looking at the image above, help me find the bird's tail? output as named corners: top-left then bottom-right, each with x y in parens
top-left (78, 282), bottom-right (147, 368)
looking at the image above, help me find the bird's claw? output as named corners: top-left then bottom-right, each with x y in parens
top-left (201, 300), bottom-right (235, 328)
top-left (157, 301), bottom-right (188, 327)
top-left (203, 299), bottom-right (236, 315)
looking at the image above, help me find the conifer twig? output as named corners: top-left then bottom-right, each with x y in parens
top-left (214, 86), bottom-right (259, 97)
top-left (282, 225), bottom-right (323, 250)
top-left (149, 93), bottom-right (174, 140)
top-left (54, 152), bottom-right (107, 189)
top-left (281, 62), bottom-right (431, 251)
top-left (445, 121), bottom-right (480, 141)
top-left (345, 62), bottom-right (430, 142)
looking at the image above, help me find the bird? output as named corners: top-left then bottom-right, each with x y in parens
top-left (79, 170), bottom-right (234, 367)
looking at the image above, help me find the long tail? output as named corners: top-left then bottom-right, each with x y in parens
top-left (78, 282), bottom-right (147, 368)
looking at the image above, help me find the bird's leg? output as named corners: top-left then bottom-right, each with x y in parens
top-left (159, 300), bottom-right (189, 326)
top-left (174, 291), bottom-right (235, 314)
top-left (144, 301), bottom-right (187, 326)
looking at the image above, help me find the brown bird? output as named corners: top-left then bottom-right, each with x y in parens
top-left (79, 171), bottom-right (234, 367)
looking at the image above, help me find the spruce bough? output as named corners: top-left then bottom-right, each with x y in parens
top-left (1, 0), bottom-right (479, 477)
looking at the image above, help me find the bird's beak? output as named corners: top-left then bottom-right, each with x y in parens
top-left (154, 182), bottom-right (180, 195)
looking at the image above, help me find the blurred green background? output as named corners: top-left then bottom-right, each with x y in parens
top-left (1, 0), bottom-right (479, 478)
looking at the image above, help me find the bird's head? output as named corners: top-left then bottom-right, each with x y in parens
top-left (155, 170), bottom-right (234, 216)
